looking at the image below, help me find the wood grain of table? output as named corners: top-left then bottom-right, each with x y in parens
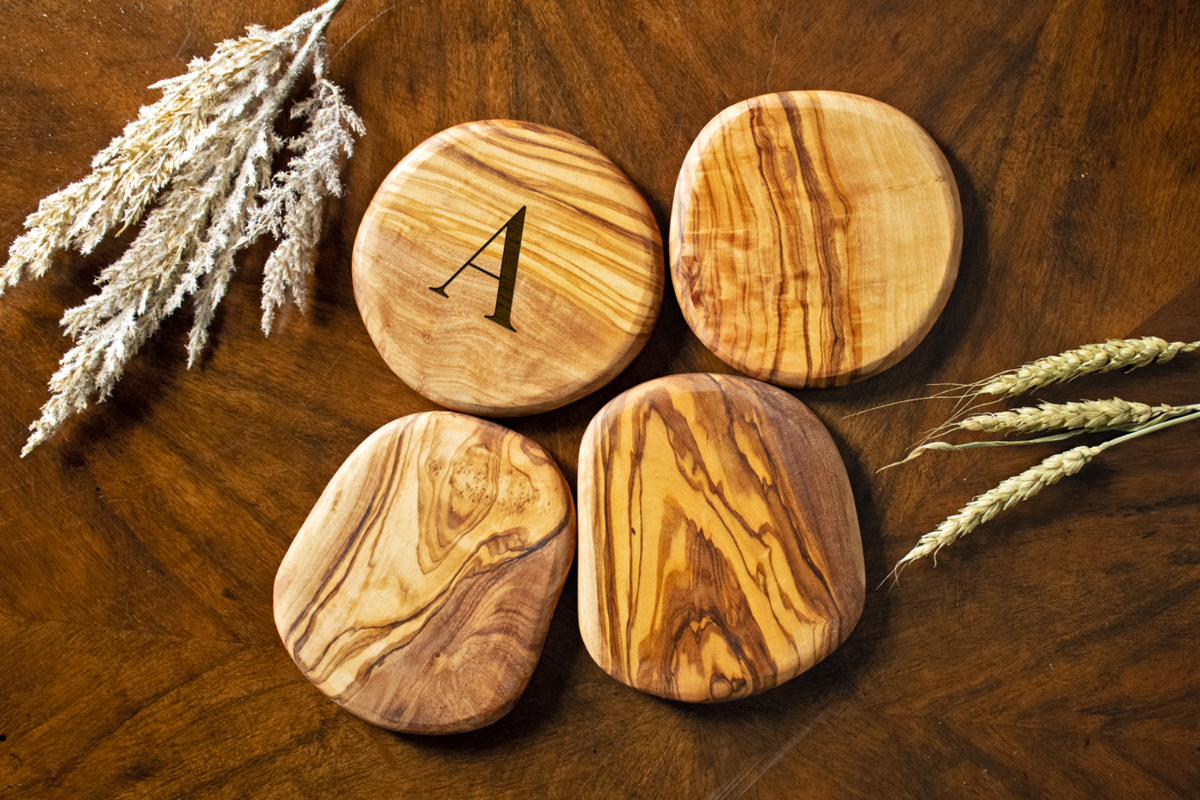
top-left (2, 1), bottom-right (1198, 797)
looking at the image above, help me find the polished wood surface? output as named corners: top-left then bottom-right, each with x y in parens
top-left (2, 1), bottom-right (1199, 797)
top-left (353, 119), bottom-right (663, 415)
top-left (670, 91), bottom-right (961, 388)
top-left (578, 374), bottom-right (863, 702)
top-left (274, 412), bottom-right (575, 734)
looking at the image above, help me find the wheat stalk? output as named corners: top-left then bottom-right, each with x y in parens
top-left (885, 335), bottom-right (1200, 581)
top-left (847, 336), bottom-right (1200, 434)
top-left (973, 337), bottom-right (1199, 398)
top-left (898, 336), bottom-right (1200, 447)
top-left (959, 397), bottom-right (1177, 432)
top-left (888, 398), bottom-right (1199, 466)
top-left (2, 0), bottom-right (362, 456)
top-left (889, 409), bottom-right (1200, 580)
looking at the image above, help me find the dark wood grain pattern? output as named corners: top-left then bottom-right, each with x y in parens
top-left (578, 374), bottom-right (863, 702)
top-left (2, 0), bottom-right (1200, 797)
top-left (274, 411), bottom-right (575, 733)
top-left (353, 119), bottom-right (663, 416)
top-left (671, 91), bottom-right (961, 388)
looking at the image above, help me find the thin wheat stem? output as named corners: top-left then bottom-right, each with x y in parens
top-left (880, 429), bottom-right (1093, 470)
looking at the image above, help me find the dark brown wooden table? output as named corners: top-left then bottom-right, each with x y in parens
top-left (2, 1), bottom-right (1198, 797)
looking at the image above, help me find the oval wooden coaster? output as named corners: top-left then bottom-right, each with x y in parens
top-left (353, 120), bottom-right (664, 416)
top-left (670, 91), bottom-right (962, 388)
top-left (274, 412), bottom-right (576, 734)
top-left (577, 374), bottom-right (864, 703)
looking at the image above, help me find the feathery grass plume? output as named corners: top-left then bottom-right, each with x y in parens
top-left (250, 71), bottom-right (365, 339)
top-left (1, 0), bottom-right (361, 456)
top-left (889, 408), bottom-right (1200, 581)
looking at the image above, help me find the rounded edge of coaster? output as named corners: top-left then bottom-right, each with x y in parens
top-left (577, 373), bottom-right (865, 703)
top-left (669, 90), bottom-right (962, 388)
top-left (352, 119), bottom-right (664, 417)
top-left (274, 410), bottom-right (577, 734)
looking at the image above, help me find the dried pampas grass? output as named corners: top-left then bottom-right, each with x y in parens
top-left (1, 0), bottom-right (362, 456)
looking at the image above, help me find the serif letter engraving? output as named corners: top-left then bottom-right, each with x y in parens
top-left (430, 206), bottom-right (526, 332)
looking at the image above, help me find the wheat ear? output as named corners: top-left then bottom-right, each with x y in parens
top-left (974, 337), bottom-right (1199, 398)
top-left (852, 337), bottom-right (1199, 434)
top-left (955, 397), bottom-right (1189, 432)
top-left (910, 337), bottom-right (1200, 444)
top-left (889, 409), bottom-right (1200, 580)
top-left (887, 398), bottom-right (1199, 467)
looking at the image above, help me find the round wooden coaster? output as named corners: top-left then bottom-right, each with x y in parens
top-left (353, 120), bottom-right (664, 416)
top-left (274, 411), bottom-right (576, 734)
top-left (670, 91), bottom-right (962, 388)
top-left (577, 373), bottom-right (865, 703)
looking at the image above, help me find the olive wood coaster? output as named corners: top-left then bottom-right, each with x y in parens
top-left (353, 120), bottom-right (664, 416)
top-left (577, 374), bottom-right (864, 703)
top-left (274, 412), bottom-right (576, 734)
top-left (670, 91), bottom-right (962, 388)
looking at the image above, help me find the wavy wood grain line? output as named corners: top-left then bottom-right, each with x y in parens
top-left (670, 91), bottom-right (961, 388)
top-left (274, 412), bottom-right (575, 733)
top-left (578, 374), bottom-right (864, 703)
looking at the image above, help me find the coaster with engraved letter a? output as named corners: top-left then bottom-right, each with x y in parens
top-left (353, 120), bottom-right (663, 416)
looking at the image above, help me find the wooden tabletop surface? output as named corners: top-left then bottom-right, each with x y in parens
top-left (2, 1), bottom-right (1198, 797)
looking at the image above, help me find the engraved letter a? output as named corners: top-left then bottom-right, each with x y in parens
top-left (429, 206), bottom-right (526, 332)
